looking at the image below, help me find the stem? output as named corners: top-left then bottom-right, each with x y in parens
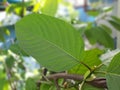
top-left (80, 61), bottom-right (92, 71)
top-left (37, 73), bottom-right (107, 89)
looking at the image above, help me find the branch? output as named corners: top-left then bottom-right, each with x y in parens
top-left (37, 73), bottom-right (107, 89)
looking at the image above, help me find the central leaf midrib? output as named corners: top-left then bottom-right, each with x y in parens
top-left (39, 37), bottom-right (80, 63)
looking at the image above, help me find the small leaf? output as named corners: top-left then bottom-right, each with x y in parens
top-left (87, 10), bottom-right (100, 17)
top-left (32, 3), bottom-right (41, 13)
top-left (25, 78), bottom-right (37, 90)
top-left (5, 55), bottom-right (15, 69)
top-left (9, 43), bottom-right (29, 56)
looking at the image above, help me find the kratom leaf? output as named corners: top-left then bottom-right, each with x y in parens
top-left (15, 13), bottom-right (84, 72)
top-left (106, 53), bottom-right (120, 90)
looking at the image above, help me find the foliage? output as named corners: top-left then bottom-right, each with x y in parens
top-left (15, 13), bottom-right (120, 90)
top-left (1, 0), bottom-right (120, 90)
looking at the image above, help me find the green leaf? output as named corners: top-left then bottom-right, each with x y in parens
top-left (111, 16), bottom-right (120, 23)
top-left (85, 27), bottom-right (114, 49)
top-left (99, 24), bottom-right (112, 34)
top-left (108, 20), bottom-right (120, 31)
top-left (87, 10), bottom-right (99, 17)
top-left (100, 49), bottom-right (120, 66)
top-left (0, 69), bottom-right (9, 90)
top-left (15, 13), bottom-right (84, 72)
top-left (108, 16), bottom-right (120, 31)
top-left (83, 83), bottom-right (104, 90)
top-left (106, 52), bottom-right (120, 90)
top-left (103, 6), bottom-right (113, 12)
top-left (41, 0), bottom-right (58, 16)
top-left (40, 84), bottom-right (51, 90)
top-left (25, 78), bottom-right (37, 90)
top-left (9, 43), bottom-right (29, 56)
top-left (69, 48), bottom-right (102, 74)
top-left (5, 55), bottom-right (15, 69)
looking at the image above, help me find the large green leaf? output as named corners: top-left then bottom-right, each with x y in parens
top-left (15, 13), bottom-right (84, 72)
top-left (106, 52), bottom-right (120, 90)
top-left (41, 0), bottom-right (58, 16)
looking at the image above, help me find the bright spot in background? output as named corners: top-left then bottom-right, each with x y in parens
top-left (0, 11), bottom-right (6, 22)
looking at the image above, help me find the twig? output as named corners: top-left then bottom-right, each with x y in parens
top-left (38, 73), bottom-right (107, 89)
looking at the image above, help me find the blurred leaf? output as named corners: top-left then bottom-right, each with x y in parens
top-left (106, 53), bottom-right (120, 90)
top-left (103, 6), bottom-right (113, 12)
top-left (87, 10), bottom-right (100, 17)
top-left (85, 27), bottom-right (114, 49)
top-left (108, 16), bottom-right (120, 31)
top-left (100, 49), bottom-right (120, 66)
top-left (108, 20), bottom-right (120, 31)
top-left (69, 48), bottom-right (102, 75)
top-left (5, 55), bottom-right (15, 69)
top-left (0, 69), bottom-right (8, 90)
top-left (83, 83), bottom-right (104, 90)
top-left (41, 0), bottom-right (58, 16)
top-left (40, 79), bottom-right (65, 90)
top-left (25, 78), bottom-right (37, 90)
top-left (0, 33), bottom-right (4, 42)
top-left (32, 2), bottom-right (41, 13)
top-left (6, 2), bottom-right (31, 16)
top-left (99, 24), bottom-right (112, 34)
top-left (15, 13), bottom-right (84, 72)
top-left (40, 84), bottom-right (51, 90)
top-left (9, 43), bottom-right (29, 56)
top-left (111, 16), bottom-right (120, 23)
top-left (5, 29), bottom-right (10, 36)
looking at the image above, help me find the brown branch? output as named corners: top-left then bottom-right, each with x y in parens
top-left (37, 73), bottom-right (107, 89)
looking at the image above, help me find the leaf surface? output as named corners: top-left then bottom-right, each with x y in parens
top-left (15, 13), bottom-right (84, 72)
top-left (106, 53), bottom-right (120, 90)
